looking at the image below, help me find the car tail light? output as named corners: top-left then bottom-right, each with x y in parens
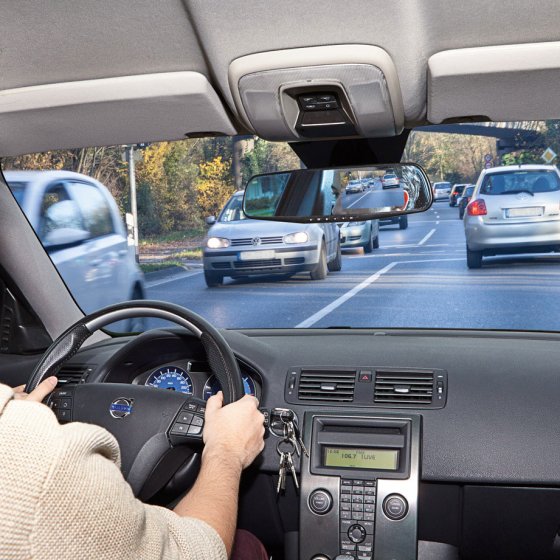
top-left (402, 190), bottom-right (410, 208)
top-left (467, 199), bottom-right (487, 216)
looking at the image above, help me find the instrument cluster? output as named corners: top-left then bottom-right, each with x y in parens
top-left (133, 360), bottom-right (260, 401)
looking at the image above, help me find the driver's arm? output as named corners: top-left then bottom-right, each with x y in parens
top-left (173, 392), bottom-right (266, 555)
top-left (0, 382), bottom-right (264, 560)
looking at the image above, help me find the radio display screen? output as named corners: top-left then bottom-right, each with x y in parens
top-left (323, 447), bottom-right (399, 470)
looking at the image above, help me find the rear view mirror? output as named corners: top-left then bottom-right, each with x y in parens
top-left (242, 163), bottom-right (432, 223)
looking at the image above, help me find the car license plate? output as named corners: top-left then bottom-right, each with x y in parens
top-left (239, 250), bottom-right (275, 261)
top-left (505, 207), bottom-right (544, 218)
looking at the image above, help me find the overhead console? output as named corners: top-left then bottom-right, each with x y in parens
top-left (228, 45), bottom-right (404, 141)
top-left (300, 411), bottom-right (421, 560)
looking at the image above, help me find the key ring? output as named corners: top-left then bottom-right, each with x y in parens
top-left (277, 438), bottom-right (296, 456)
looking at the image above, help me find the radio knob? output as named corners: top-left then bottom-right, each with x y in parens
top-left (347, 523), bottom-right (366, 543)
top-left (383, 494), bottom-right (408, 521)
top-left (308, 489), bottom-right (332, 515)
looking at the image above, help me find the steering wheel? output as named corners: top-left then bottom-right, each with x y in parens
top-left (26, 300), bottom-right (245, 497)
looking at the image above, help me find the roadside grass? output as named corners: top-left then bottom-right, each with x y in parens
top-left (139, 260), bottom-right (184, 273)
top-left (140, 229), bottom-right (205, 246)
top-left (173, 248), bottom-right (203, 260)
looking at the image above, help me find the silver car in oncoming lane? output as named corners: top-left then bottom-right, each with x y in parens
top-left (203, 192), bottom-right (341, 286)
top-left (464, 165), bottom-right (560, 268)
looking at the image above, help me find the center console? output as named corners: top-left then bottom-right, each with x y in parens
top-left (300, 411), bottom-right (421, 560)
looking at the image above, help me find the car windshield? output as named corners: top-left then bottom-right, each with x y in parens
top-left (219, 195), bottom-right (246, 222)
top-left (480, 170), bottom-right (560, 195)
top-left (4, 120), bottom-right (560, 332)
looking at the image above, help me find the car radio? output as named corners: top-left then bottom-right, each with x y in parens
top-left (300, 412), bottom-right (421, 560)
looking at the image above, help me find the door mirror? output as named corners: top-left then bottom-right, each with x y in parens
top-left (242, 163), bottom-right (432, 223)
top-left (43, 227), bottom-right (90, 249)
top-left (205, 215), bottom-right (216, 225)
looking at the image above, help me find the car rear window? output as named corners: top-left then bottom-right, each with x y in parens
top-left (6, 181), bottom-right (27, 206)
top-left (384, 174), bottom-right (396, 179)
top-left (435, 183), bottom-right (450, 189)
top-left (464, 186), bottom-right (475, 197)
top-left (480, 170), bottom-right (560, 195)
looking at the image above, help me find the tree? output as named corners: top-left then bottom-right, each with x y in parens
top-left (194, 156), bottom-right (234, 218)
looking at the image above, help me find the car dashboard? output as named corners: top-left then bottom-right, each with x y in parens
top-left (56, 326), bottom-right (560, 560)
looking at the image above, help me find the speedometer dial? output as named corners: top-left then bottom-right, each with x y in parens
top-left (203, 374), bottom-right (256, 401)
top-left (145, 366), bottom-right (193, 394)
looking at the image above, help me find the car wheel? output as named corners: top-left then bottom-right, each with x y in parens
top-left (310, 243), bottom-right (328, 280)
top-left (328, 241), bottom-right (342, 271)
top-left (459, 208), bottom-right (464, 219)
top-left (126, 285), bottom-right (146, 332)
top-left (373, 231), bottom-right (380, 249)
top-left (466, 247), bottom-right (483, 269)
top-left (204, 270), bottom-right (224, 287)
top-left (363, 228), bottom-right (375, 253)
top-left (399, 215), bottom-right (408, 230)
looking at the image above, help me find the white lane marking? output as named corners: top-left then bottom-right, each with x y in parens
top-left (146, 270), bottom-right (203, 288)
top-left (436, 221), bottom-right (440, 225)
top-left (295, 257), bottom-right (465, 327)
top-left (295, 262), bottom-right (398, 328)
top-left (417, 229), bottom-right (436, 246)
top-left (347, 191), bottom-right (371, 208)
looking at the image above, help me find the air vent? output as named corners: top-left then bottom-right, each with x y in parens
top-left (56, 364), bottom-right (91, 386)
top-left (298, 370), bottom-right (356, 402)
top-left (374, 370), bottom-right (436, 406)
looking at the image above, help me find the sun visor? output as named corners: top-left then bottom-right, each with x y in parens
top-left (0, 72), bottom-right (238, 156)
top-left (428, 42), bottom-right (560, 123)
top-left (229, 45), bottom-right (404, 141)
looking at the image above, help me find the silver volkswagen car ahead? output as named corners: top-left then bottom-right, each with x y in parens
top-left (464, 165), bottom-right (560, 268)
top-left (203, 191), bottom-right (341, 286)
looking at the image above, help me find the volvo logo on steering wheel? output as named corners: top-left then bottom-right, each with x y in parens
top-left (109, 397), bottom-right (134, 419)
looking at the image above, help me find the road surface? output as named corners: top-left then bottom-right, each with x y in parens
top-left (145, 202), bottom-right (560, 331)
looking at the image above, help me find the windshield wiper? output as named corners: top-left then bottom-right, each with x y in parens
top-left (497, 189), bottom-right (534, 196)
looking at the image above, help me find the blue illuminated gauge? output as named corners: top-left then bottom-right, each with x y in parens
top-left (203, 374), bottom-right (256, 401)
top-left (145, 366), bottom-right (193, 395)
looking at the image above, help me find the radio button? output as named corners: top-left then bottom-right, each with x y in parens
top-left (348, 524), bottom-right (367, 544)
top-left (309, 489), bottom-right (333, 515)
top-left (383, 494), bottom-right (408, 521)
top-left (362, 521), bottom-right (375, 534)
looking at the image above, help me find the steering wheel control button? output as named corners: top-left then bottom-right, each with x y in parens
top-left (187, 424), bottom-right (202, 435)
top-left (184, 402), bottom-right (198, 412)
top-left (348, 524), bottom-right (366, 543)
top-left (177, 412), bottom-right (193, 424)
top-left (383, 494), bottom-right (408, 520)
top-left (56, 408), bottom-right (72, 422)
top-left (309, 489), bottom-right (333, 515)
top-left (190, 415), bottom-right (204, 427)
top-left (170, 423), bottom-right (189, 436)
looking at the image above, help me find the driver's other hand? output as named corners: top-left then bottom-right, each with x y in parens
top-left (203, 391), bottom-right (265, 470)
top-left (13, 376), bottom-right (58, 402)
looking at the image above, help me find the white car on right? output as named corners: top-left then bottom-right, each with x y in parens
top-left (464, 165), bottom-right (560, 268)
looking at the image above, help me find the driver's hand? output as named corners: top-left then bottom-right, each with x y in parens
top-left (203, 392), bottom-right (265, 470)
top-left (13, 376), bottom-right (58, 402)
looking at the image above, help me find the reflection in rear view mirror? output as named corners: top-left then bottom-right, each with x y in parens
top-left (242, 163), bottom-right (433, 223)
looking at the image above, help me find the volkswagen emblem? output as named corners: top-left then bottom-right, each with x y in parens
top-left (251, 237), bottom-right (261, 246)
top-left (110, 397), bottom-right (134, 419)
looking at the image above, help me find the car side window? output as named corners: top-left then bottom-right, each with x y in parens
top-left (66, 181), bottom-right (114, 237)
top-left (39, 182), bottom-right (83, 240)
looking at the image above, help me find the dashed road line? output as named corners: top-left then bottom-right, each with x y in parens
top-left (418, 229), bottom-right (436, 246)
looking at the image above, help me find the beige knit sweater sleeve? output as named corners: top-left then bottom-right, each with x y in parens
top-left (0, 384), bottom-right (227, 560)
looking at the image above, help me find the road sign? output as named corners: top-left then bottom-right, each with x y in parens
top-left (484, 154), bottom-right (493, 163)
top-left (541, 147), bottom-right (557, 164)
top-left (484, 161), bottom-right (493, 169)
